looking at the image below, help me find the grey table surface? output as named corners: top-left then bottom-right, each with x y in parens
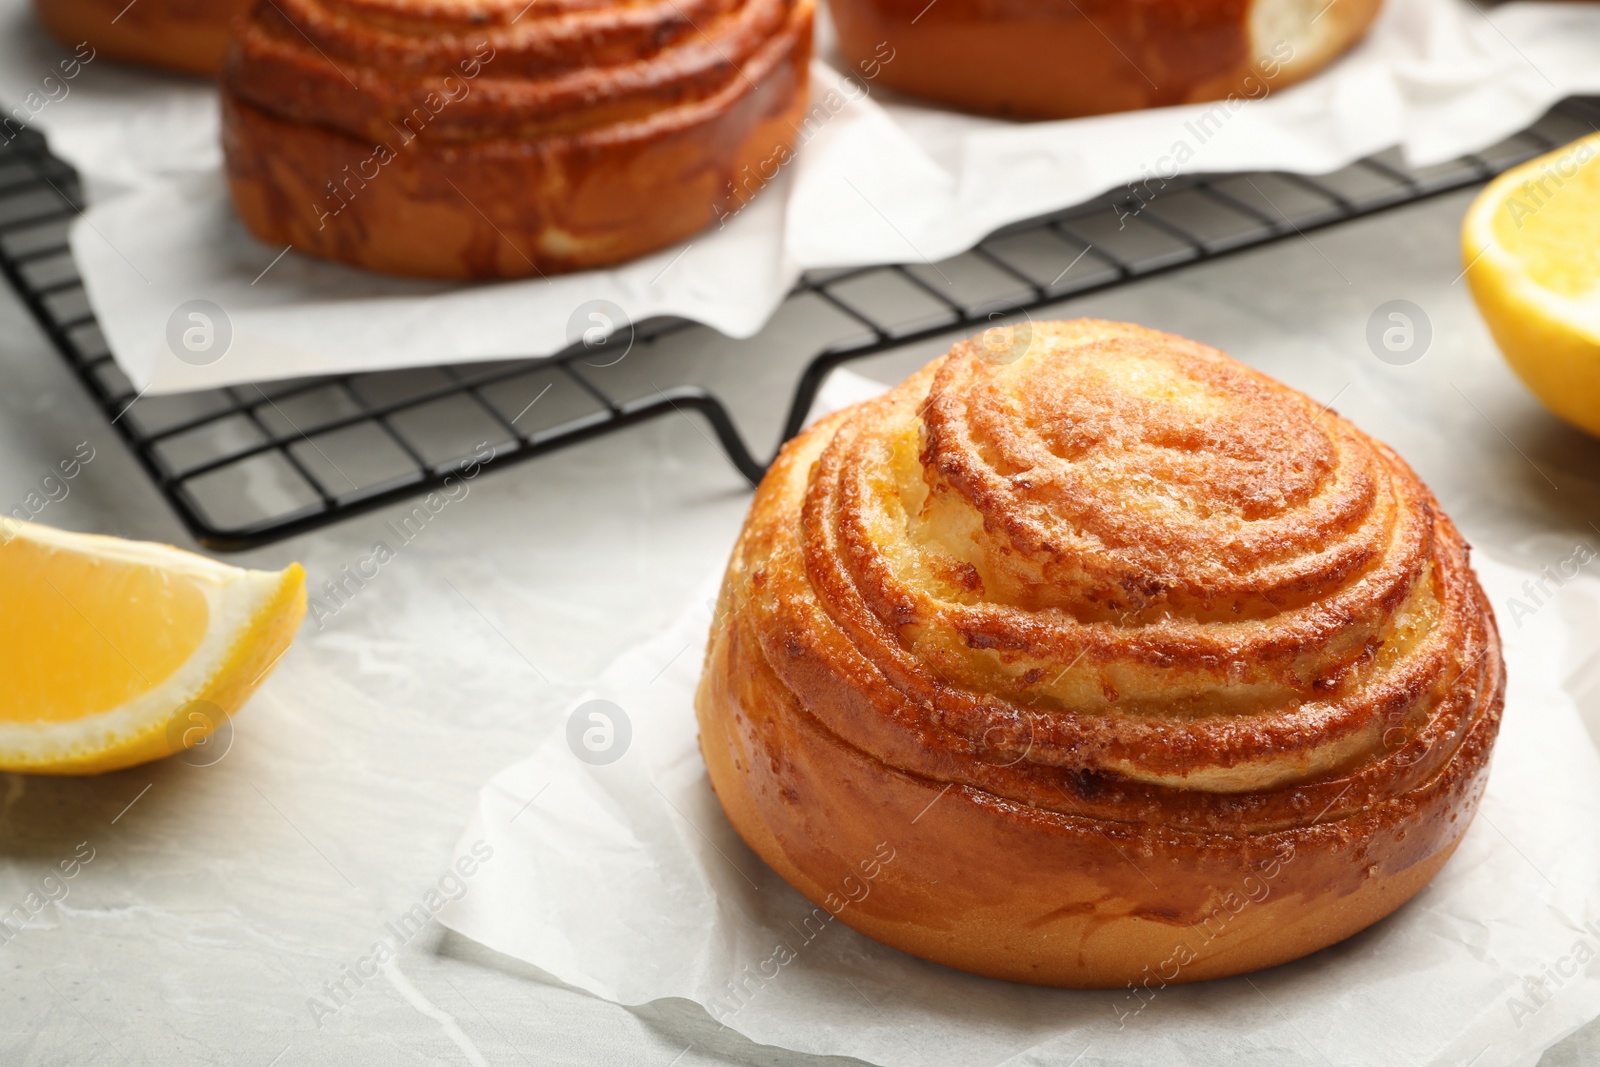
top-left (3, 183), bottom-right (1600, 1066)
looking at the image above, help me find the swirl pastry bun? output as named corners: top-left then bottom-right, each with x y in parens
top-left (35, 0), bottom-right (244, 74)
top-left (696, 319), bottom-right (1504, 987)
top-left (220, 0), bottom-right (812, 278)
top-left (827, 0), bottom-right (1382, 119)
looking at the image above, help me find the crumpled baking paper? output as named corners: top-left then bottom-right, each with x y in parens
top-left (434, 541), bottom-right (1600, 1067)
top-left (2, 0), bottom-right (1598, 392)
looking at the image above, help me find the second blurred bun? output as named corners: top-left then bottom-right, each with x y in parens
top-left (35, 0), bottom-right (244, 75)
top-left (827, 0), bottom-right (1383, 119)
top-left (221, 0), bottom-right (813, 278)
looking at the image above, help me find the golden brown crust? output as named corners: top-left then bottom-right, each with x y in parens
top-left (220, 0), bottom-right (812, 278)
top-left (696, 319), bottom-right (1504, 987)
top-left (827, 0), bottom-right (1383, 119)
top-left (34, 0), bottom-right (244, 75)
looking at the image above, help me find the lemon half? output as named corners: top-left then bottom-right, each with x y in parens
top-left (1463, 132), bottom-right (1600, 436)
top-left (0, 521), bottom-right (305, 774)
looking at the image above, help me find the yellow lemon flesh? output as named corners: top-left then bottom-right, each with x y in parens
top-left (1463, 132), bottom-right (1600, 437)
top-left (0, 521), bottom-right (305, 774)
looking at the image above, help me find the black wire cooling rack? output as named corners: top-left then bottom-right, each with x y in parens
top-left (3, 98), bottom-right (1597, 550)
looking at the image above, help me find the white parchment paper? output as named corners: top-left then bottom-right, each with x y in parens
top-left (435, 544), bottom-right (1600, 1067)
top-left (4, 0), bottom-right (1599, 392)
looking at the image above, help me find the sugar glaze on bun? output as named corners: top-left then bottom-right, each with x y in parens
top-left (696, 319), bottom-right (1504, 987)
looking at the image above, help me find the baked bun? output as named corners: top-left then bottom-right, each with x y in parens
top-left (220, 0), bottom-right (812, 278)
top-left (696, 319), bottom-right (1504, 987)
top-left (35, 0), bottom-right (243, 75)
top-left (827, 0), bottom-right (1382, 119)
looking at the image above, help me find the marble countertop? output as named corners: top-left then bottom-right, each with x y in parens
top-left (3, 184), bottom-right (1600, 1067)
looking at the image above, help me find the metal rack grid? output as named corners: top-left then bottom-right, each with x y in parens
top-left (3, 98), bottom-right (1596, 550)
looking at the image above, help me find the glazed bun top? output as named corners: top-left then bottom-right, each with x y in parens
top-left (733, 320), bottom-right (1500, 843)
top-left (224, 0), bottom-right (806, 144)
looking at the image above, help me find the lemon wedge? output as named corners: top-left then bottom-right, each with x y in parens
top-left (0, 521), bottom-right (305, 774)
top-left (1463, 132), bottom-right (1600, 436)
